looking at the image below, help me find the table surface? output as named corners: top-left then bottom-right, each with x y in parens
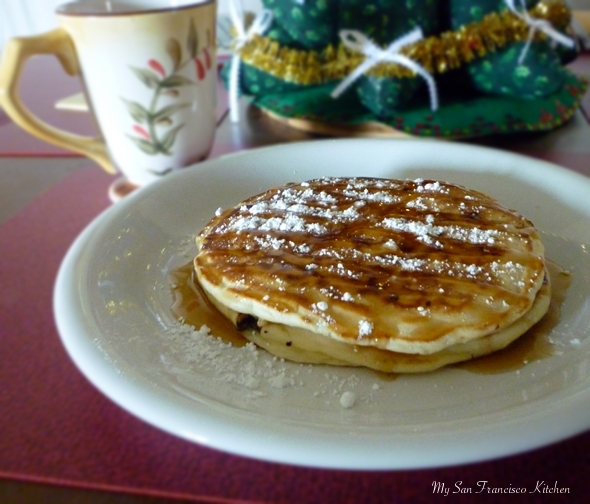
top-left (2, 50), bottom-right (590, 504)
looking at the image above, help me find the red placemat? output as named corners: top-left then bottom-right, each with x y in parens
top-left (1, 166), bottom-right (590, 504)
top-left (0, 56), bottom-right (229, 157)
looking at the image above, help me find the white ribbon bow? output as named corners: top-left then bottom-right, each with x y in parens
top-left (330, 28), bottom-right (439, 112)
top-left (228, 0), bottom-right (274, 122)
top-left (505, 0), bottom-right (574, 65)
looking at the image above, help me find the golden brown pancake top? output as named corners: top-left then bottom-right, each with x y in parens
top-left (195, 177), bottom-right (546, 354)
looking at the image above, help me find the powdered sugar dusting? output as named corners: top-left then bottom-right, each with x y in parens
top-left (167, 324), bottom-right (289, 390)
top-left (339, 391), bottom-right (356, 408)
top-left (224, 214), bottom-right (328, 235)
top-left (382, 216), bottom-right (501, 246)
top-left (358, 320), bottom-right (374, 338)
top-left (164, 321), bottom-right (384, 409)
top-left (198, 176), bottom-right (543, 347)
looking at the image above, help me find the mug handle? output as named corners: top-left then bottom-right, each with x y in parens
top-left (0, 28), bottom-right (116, 174)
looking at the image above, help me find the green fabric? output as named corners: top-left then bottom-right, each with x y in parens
top-left (450, 0), bottom-right (537, 26)
top-left (262, 0), bottom-right (339, 49)
top-left (262, 0), bottom-right (442, 49)
top-left (229, 0), bottom-right (583, 138)
top-left (338, 0), bottom-right (442, 44)
top-left (357, 74), bottom-right (422, 115)
top-left (469, 42), bottom-right (568, 99)
top-left (265, 19), bottom-right (298, 48)
top-left (232, 62), bottom-right (309, 96)
top-left (451, 0), bottom-right (571, 99)
top-left (252, 70), bottom-right (587, 138)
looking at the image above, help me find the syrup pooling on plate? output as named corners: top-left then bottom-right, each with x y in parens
top-left (195, 177), bottom-right (546, 356)
top-left (169, 260), bottom-right (568, 374)
top-left (170, 263), bottom-right (248, 347)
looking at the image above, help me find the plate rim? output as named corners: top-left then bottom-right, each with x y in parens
top-left (54, 138), bottom-right (590, 469)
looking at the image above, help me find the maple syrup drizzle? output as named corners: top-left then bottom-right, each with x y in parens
top-left (170, 260), bottom-right (570, 375)
top-left (455, 260), bottom-right (570, 374)
top-left (170, 263), bottom-right (247, 347)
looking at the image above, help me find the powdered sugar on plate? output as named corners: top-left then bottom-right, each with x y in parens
top-left (163, 320), bottom-right (384, 409)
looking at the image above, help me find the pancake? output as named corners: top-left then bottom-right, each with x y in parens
top-left (194, 177), bottom-right (549, 372)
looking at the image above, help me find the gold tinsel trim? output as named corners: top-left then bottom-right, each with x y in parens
top-left (236, 0), bottom-right (572, 85)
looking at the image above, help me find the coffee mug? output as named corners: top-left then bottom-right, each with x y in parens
top-left (0, 0), bottom-right (217, 187)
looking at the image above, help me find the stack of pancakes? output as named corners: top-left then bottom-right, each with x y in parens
top-left (194, 177), bottom-right (550, 373)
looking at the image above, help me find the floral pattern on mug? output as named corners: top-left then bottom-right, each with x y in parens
top-left (122, 19), bottom-right (214, 157)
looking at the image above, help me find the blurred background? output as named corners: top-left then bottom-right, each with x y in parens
top-left (0, 0), bottom-right (263, 53)
top-left (1, 0), bottom-right (588, 55)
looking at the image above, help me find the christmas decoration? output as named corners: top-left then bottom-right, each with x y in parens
top-left (224, 0), bottom-right (587, 138)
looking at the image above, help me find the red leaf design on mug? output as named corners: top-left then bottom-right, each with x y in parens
top-left (133, 124), bottom-right (151, 139)
top-left (148, 59), bottom-right (166, 77)
top-left (202, 48), bottom-right (211, 70)
top-left (195, 58), bottom-right (206, 80)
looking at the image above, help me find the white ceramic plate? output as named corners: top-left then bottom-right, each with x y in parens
top-left (54, 139), bottom-right (590, 469)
